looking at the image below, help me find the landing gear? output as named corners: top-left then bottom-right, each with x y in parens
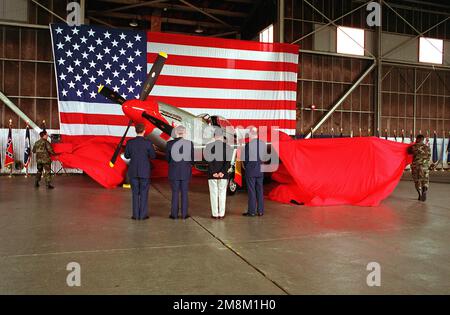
top-left (227, 176), bottom-right (238, 195)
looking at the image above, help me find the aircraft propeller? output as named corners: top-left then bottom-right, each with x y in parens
top-left (98, 52), bottom-right (168, 167)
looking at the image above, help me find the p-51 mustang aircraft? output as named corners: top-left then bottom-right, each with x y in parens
top-left (98, 52), bottom-right (241, 193)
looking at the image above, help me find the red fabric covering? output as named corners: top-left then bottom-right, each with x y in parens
top-left (268, 137), bottom-right (412, 206)
top-left (53, 139), bottom-right (203, 188)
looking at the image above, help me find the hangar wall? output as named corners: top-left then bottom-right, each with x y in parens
top-left (284, 0), bottom-right (450, 138)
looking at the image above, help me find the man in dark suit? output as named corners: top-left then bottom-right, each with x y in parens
top-left (124, 123), bottom-right (156, 220)
top-left (166, 125), bottom-right (194, 219)
top-left (242, 127), bottom-right (266, 217)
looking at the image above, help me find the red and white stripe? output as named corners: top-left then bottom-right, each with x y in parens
top-left (59, 32), bottom-right (299, 139)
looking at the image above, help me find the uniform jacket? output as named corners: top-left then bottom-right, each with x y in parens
top-left (408, 143), bottom-right (431, 168)
top-left (32, 139), bottom-right (55, 164)
top-left (243, 139), bottom-right (267, 178)
top-left (204, 140), bottom-right (232, 180)
top-left (124, 136), bottom-right (156, 179)
top-left (166, 137), bottom-right (194, 181)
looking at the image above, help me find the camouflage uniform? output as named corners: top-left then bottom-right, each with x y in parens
top-left (408, 142), bottom-right (431, 199)
top-left (32, 138), bottom-right (55, 187)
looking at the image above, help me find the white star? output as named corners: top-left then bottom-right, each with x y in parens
top-left (71, 28), bottom-right (79, 35)
top-left (119, 48), bottom-right (126, 55)
top-left (104, 62), bottom-right (112, 70)
top-left (89, 76), bottom-right (96, 83)
top-left (64, 34), bottom-right (72, 42)
top-left (61, 89), bottom-right (68, 96)
top-left (105, 77), bottom-right (112, 85)
top-left (74, 59), bottom-right (81, 66)
top-left (67, 65), bottom-right (74, 73)
top-left (126, 41), bottom-right (133, 48)
top-left (127, 86), bottom-right (135, 93)
top-left (134, 34), bottom-right (142, 41)
top-left (59, 73), bottom-right (66, 81)
top-left (135, 65), bottom-right (142, 72)
top-left (112, 70), bottom-right (120, 78)
top-left (127, 56), bottom-right (134, 63)
top-left (65, 50), bottom-right (73, 57)
top-left (119, 63), bottom-right (127, 71)
top-left (97, 69), bottom-right (104, 77)
top-left (121, 93), bottom-right (127, 99)
top-left (89, 60), bottom-right (96, 68)
top-left (135, 79), bottom-right (142, 86)
top-left (119, 33), bottom-right (126, 40)
top-left (127, 71), bottom-right (135, 78)
top-left (74, 74), bottom-right (82, 81)
top-left (104, 31), bottom-right (111, 39)
top-left (55, 27), bottom-right (63, 34)
top-left (112, 85), bottom-right (120, 92)
top-left (112, 55), bottom-right (119, 62)
top-left (68, 81), bottom-right (75, 89)
top-left (135, 94), bottom-right (140, 99)
top-left (72, 43), bottom-right (80, 50)
top-left (95, 38), bottom-right (103, 46)
top-left (88, 29), bottom-right (95, 37)
top-left (103, 47), bottom-right (111, 54)
top-left (120, 78), bottom-right (127, 85)
top-left (134, 49), bottom-right (142, 57)
top-left (80, 36), bottom-right (87, 44)
top-left (111, 39), bottom-right (118, 47)
top-left (82, 67), bottom-right (89, 75)
top-left (96, 53), bottom-right (104, 60)
top-left (76, 89), bottom-right (82, 97)
top-left (56, 42), bottom-right (64, 50)
top-left (82, 83), bottom-right (89, 90)
top-left (88, 45), bottom-right (95, 52)
top-left (57, 57), bottom-right (65, 65)
top-left (90, 91), bottom-right (97, 98)
top-left (81, 51), bottom-right (89, 59)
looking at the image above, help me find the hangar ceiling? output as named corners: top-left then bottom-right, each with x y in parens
top-left (85, 0), bottom-right (277, 39)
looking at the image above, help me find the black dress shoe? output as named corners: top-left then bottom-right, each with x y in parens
top-left (142, 216), bottom-right (149, 220)
top-left (242, 212), bottom-right (256, 217)
top-left (47, 184), bottom-right (55, 189)
top-left (169, 215), bottom-right (177, 220)
top-left (219, 216), bottom-right (225, 220)
top-left (211, 215), bottom-right (218, 219)
top-left (131, 216), bottom-right (137, 220)
top-left (257, 212), bottom-right (264, 216)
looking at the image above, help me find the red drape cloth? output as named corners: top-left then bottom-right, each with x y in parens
top-left (53, 139), bottom-right (202, 188)
top-left (268, 137), bottom-right (412, 206)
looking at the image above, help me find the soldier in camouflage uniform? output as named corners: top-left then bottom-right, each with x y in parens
top-left (32, 131), bottom-right (56, 189)
top-left (407, 134), bottom-right (431, 201)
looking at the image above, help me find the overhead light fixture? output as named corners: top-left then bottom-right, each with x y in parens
top-left (195, 25), bottom-right (204, 33)
top-left (129, 19), bottom-right (138, 27)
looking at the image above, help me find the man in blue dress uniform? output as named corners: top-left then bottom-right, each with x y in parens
top-left (166, 125), bottom-right (194, 219)
top-left (124, 123), bottom-right (156, 220)
top-left (242, 127), bottom-right (266, 217)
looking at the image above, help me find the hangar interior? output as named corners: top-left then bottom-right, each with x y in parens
top-left (0, 0), bottom-right (449, 295)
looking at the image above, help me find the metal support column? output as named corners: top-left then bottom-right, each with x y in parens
top-left (305, 62), bottom-right (377, 139)
top-left (375, 0), bottom-right (383, 135)
top-left (279, 0), bottom-right (284, 43)
top-left (0, 91), bottom-right (39, 131)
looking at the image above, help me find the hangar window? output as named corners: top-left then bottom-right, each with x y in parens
top-left (259, 24), bottom-right (273, 43)
top-left (336, 26), bottom-right (365, 56)
top-left (419, 37), bottom-right (443, 64)
top-left (0, 0), bottom-right (28, 22)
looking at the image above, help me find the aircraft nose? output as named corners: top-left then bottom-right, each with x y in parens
top-left (122, 100), bottom-right (145, 122)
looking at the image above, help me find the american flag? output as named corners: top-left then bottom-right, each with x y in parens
top-left (50, 24), bottom-right (298, 144)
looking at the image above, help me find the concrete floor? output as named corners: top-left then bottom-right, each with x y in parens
top-left (0, 174), bottom-right (449, 294)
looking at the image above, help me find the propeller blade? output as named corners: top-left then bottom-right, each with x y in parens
top-left (109, 119), bottom-right (133, 168)
top-left (98, 85), bottom-right (126, 105)
top-left (142, 111), bottom-right (174, 136)
top-left (139, 52), bottom-right (167, 100)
